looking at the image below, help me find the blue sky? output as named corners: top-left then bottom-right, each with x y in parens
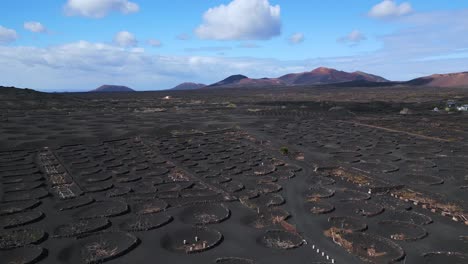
top-left (1, 0), bottom-right (467, 91)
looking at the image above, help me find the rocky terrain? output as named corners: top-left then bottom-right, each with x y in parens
top-left (0, 85), bottom-right (467, 264)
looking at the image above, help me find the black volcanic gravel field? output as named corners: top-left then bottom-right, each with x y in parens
top-left (0, 87), bottom-right (467, 263)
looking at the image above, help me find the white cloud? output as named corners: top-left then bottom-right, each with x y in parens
top-left (195, 0), bottom-right (281, 40)
top-left (338, 30), bottom-right (366, 45)
top-left (114, 31), bottom-right (137, 47)
top-left (0, 40), bottom-right (313, 91)
top-left (369, 0), bottom-right (412, 18)
top-left (289, 33), bottom-right (304, 44)
top-left (147, 39), bottom-right (162, 47)
top-left (64, 0), bottom-right (139, 18)
top-left (24, 22), bottom-right (47, 33)
top-left (130, 47), bottom-right (145, 53)
top-left (0, 26), bottom-right (18, 44)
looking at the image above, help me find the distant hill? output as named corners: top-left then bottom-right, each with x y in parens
top-left (208, 74), bottom-right (250, 87)
top-left (0, 86), bottom-right (42, 99)
top-left (206, 75), bottom-right (284, 88)
top-left (353, 71), bottom-right (389, 83)
top-left (406, 72), bottom-right (468, 88)
top-left (278, 67), bottom-right (388, 85)
top-left (90, 85), bottom-right (135, 92)
top-left (0, 86), bottom-right (38, 94)
top-left (204, 67), bottom-right (389, 89)
top-left (87, 69), bottom-right (468, 92)
top-left (171, 82), bottom-right (206, 90)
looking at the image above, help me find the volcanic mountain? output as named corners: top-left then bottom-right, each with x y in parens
top-left (207, 74), bottom-right (284, 88)
top-left (208, 75), bottom-right (249, 87)
top-left (171, 82), bottom-right (206, 90)
top-left (406, 71), bottom-right (468, 87)
top-left (90, 85), bottom-right (135, 92)
top-left (206, 67), bottom-right (388, 89)
top-left (278, 67), bottom-right (388, 85)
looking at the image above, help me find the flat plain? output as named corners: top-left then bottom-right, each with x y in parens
top-left (0, 85), bottom-right (467, 264)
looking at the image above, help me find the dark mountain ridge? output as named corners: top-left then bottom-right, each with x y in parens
top-left (90, 85), bottom-right (135, 92)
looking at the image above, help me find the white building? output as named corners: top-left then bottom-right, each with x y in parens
top-left (457, 105), bottom-right (468, 111)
